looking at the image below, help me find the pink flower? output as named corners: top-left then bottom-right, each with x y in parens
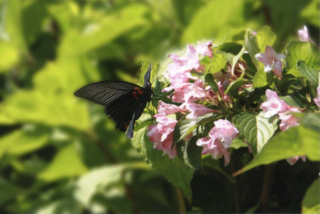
top-left (182, 103), bottom-right (218, 119)
top-left (298, 26), bottom-right (310, 42)
top-left (197, 137), bottom-right (230, 165)
top-left (196, 119), bottom-right (238, 165)
top-left (147, 113), bottom-right (177, 158)
top-left (158, 101), bottom-right (185, 115)
top-left (261, 89), bottom-right (300, 131)
top-left (183, 79), bottom-right (209, 103)
top-left (313, 86), bottom-right (320, 107)
top-left (278, 111), bottom-right (300, 131)
top-left (286, 156), bottom-right (306, 165)
top-left (260, 90), bottom-right (296, 117)
top-left (209, 119), bottom-right (239, 148)
top-left (162, 41), bottom-right (213, 103)
top-left (255, 46), bottom-right (286, 79)
top-left (195, 41), bottom-right (213, 58)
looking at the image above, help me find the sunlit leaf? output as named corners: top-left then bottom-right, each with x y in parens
top-left (38, 144), bottom-right (88, 181)
top-left (255, 26), bottom-right (276, 52)
top-left (0, 126), bottom-right (49, 160)
top-left (234, 113), bottom-right (320, 176)
top-left (75, 163), bottom-right (150, 213)
top-left (302, 179), bottom-right (320, 214)
top-left (182, 0), bottom-right (262, 43)
top-left (0, 41), bottom-right (19, 73)
top-left (285, 42), bottom-right (320, 76)
top-left (58, 4), bottom-right (149, 57)
top-left (244, 29), bottom-right (261, 70)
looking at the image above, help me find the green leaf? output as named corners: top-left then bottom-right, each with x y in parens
top-left (230, 46), bottom-right (245, 76)
top-left (297, 60), bottom-right (319, 87)
top-left (75, 163), bottom-right (150, 213)
top-left (280, 95), bottom-right (303, 108)
top-left (177, 136), bottom-right (203, 170)
top-left (205, 73), bottom-right (219, 94)
top-left (0, 41), bottom-right (19, 73)
top-left (252, 70), bottom-right (269, 88)
top-left (285, 42), bottom-right (320, 76)
top-left (300, 0), bottom-right (319, 26)
top-left (256, 112), bottom-right (279, 153)
top-left (230, 138), bottom-right (248, 149)
top-left (172, 116), bottom-right (194, 148)
top-left (38, 144), bottom-right (88, 181)
top-left (58, 4), bottom-right (149, 56)
top-left (225, 70), bottom-right (245, 96)
top-left (132, 126), bottom-right (194, 200)
top-left (234, 113), bottom-right (257, 153)
top-left (234, 113), bottom-right (320, 176)
top-left (21, 0), bottom-right (49, 44)
top-left (35, 198), bottom-right (82, 214)
top-left (233, 112), bottom-right (279, 155)
top-left (302, 179), bottom-right (320, 214)
top-left (180, 113), bottom-right (218, 140)
top-left (0, 126), bottom-right (49, 160)
top-left (0, 177), bottom-right (22, 206)
top-left (255, 26), bottom-right (276, 52)
top-left (205, 52), bottom-right (228, 75)
top-left (182, 1), bottom-right (262, 43)
top-left (2, 0), bottom-right (28, 54)
top-left (1, 91), bottom-right (91, 131)
top-left (244, 29), bottom-right (261, 70)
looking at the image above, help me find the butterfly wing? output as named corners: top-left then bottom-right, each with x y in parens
top-left (104, 93), bottom-right (138, 133)
top-left (74, 65), bottom-right (153, 138)
top-left (74, 81), bottom-right (139, 106)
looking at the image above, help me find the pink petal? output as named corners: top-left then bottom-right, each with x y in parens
top-left (314, 86), bottom-right (320, 107)
top-left (273, 60), bottom-right (283, 79)
top-left (185, 103), bottom-right (218, 119)
top-left (279, 112), bottom-right (299, 131)
top-left (265, 46), bottom-right (276, 60)
top-left (298, 26), bottom-right (310, 42)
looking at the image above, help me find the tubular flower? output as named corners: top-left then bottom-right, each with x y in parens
top-left (196, 119), bottom-right (238, 165)
top-left (255, 46), bottom-right (286, 79)
top-left (298, 26), bottom-right (310, 42)
top-left (147, 113), bottom-right (177, 158)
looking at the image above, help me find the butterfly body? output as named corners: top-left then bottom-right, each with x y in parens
top-left (75, 65), bottom-right (152, 138)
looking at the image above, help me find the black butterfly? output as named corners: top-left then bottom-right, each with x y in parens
top-left (74, 65), bottom-right (153, 138)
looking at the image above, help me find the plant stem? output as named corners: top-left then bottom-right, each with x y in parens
top-left (176, 188), bottom-right (186, 214)
top-left (260, 164), bottom-right (275, 212)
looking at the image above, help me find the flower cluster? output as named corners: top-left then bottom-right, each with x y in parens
top-left (146, 26), bottom-right (318, 167)
top-left (147, 41), bottom-right (238, 162)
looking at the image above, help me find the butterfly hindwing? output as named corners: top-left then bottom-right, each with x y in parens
top-left (104, 86), bottom-right (148, 133)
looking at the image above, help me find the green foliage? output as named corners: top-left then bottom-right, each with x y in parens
top-left (133, 125), bottom-right (194, 200)
top-left (0, 0), bottom-right (319, 213)
top-left (234, 113), bottom-right (319, 176)
top-left (302, 179), bottom-right (320, 214)
top-left (285, 41), bottom-right (320, 76)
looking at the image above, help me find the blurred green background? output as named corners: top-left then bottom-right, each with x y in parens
top-left (0, 0), bottom-right (318, 213)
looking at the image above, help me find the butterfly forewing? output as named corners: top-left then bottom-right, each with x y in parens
top-left (74, 82), bottom-right (140, 106)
